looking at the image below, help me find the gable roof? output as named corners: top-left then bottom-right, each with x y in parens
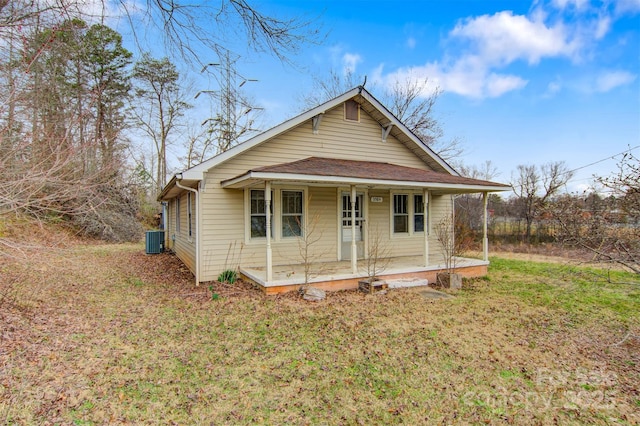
top-left (180, 86), bottom-right (457, 181)
top-left (221, 157), bottom-right (510, 194)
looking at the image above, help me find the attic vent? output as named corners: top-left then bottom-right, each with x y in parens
top-left (344, 100), bottom-right (360, 122)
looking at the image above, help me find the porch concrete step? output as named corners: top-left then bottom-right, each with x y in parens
top-left (386, 278), bottom-right (429, 289)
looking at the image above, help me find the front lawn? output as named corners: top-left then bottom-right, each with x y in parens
top-left (1, 243), bottom-right (638, 424)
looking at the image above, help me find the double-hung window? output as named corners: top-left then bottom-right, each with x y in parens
top-left (393, 193), bottom-right (427, 235)
top-left (250, 190), bottom-right (273, 238)
top-left (281, 190), bottom-right (303, 237)
top-left (414, 194), bottom-right (424, 233)
top-left (393, 194), bottom-right (409, 233)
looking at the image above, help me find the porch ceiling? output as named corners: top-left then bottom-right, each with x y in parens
top-left (221, 157), bottom-right (511, 194)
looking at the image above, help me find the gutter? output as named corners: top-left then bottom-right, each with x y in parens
top-left (175, 174), bottom-right (201, 286)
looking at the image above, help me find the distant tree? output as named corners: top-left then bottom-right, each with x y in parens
top-left (133, 54), bottom-right (190, 196)
top-left (456, 161), bottom-right (501, 242)
top-left (511, 161), bottom-right (574, 243)
top-left (548, 153), bottom-right (639, 274)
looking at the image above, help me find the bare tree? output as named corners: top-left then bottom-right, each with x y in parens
top-left (300, 70), bottom-right (463, 161)
top-left (548, 153), bottom-right (639, 274)
top-left (511, 161), bottom-right (574, 243)
top-left (132, 53), bottom-right (191, 196)
top-left (361, 221), bottom-right (390, 292)
top-left (294, 208), bottom-right (330, 288)
top-left (116, 0), bottom-right (321, 65)
top-left (456, 161), bottom-right (501, 237)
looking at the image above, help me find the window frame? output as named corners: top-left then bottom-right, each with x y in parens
top-left (414, 194), bottom-right (425, 234)
top-left (187, 192), bottom-right (193, 238)
top-left (246, 187), bottom-right (307, 243)
top-left (281, 190), bottom-right (304, 238)
top-left (391, 191), bottom-right (428, 237)
top-left (175, 196), bottom-right (181, 234)
top-left (392, 193), bottom-right (409, 234)
top-left (249, 189), bottom-right (273, 239)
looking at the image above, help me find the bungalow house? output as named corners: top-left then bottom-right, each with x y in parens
top-left (158, 86), bottom-right (510, 293)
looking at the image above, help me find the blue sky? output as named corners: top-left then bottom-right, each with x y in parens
top-left (118, 0), bottom-right (640, 192)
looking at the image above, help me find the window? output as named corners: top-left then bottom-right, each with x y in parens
top-left (187, 193), bottom-right (193, 237)
top-left (282, 190), bottom-right (303, 237)
top-left (176, 197), bottom-right (181, 233)
top-left (344, 99), bottom-right (360, 121)
top-left (414, 194), bottom-right (424, 233)
top-left (393, 194), bottom-right (408, 233)
top-left (250, 190), bottom-right (273, 238)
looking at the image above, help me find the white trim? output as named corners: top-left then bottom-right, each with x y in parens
top-left (244, 186), bottom-right (309, 244)
top-left (390, 190), bottom-right (431, 238)
top-left (175, 87), bottom-right (460, 183)
top-left (222, 171), bottom-right (509, 192)
top-left (391, 192), bottom-right (410, 236)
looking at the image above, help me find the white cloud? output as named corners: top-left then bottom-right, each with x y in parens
top-left (614, 0), bottom-right (640, 14)
top-left (342, 53), bottom-right (362, 75)
top-left (594, 15), bottom-right (612, 39)
top-left (383, 56), bottom-right (527, 99)
top-left (552, 0), bottom-right (591, 10)
top-left (406, 37), bottom-right (416, 49)
top-left (486, 73), bottom-right (529, 97)
top-left (544, 80), bottom-right (562, 97)
top-left (595, 70), bottom-right (637, 92)
top-left (451, 11), bottom-right (581, 66)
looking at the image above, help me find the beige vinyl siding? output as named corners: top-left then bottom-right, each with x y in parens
top-left (196, 103), bottom-right (447, 281)
top-left (171, 192), bottom-right (196, 273)
top-left (428, 194), bottom-right (453, 262)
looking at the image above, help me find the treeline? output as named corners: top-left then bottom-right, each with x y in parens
top-left (0, 14), bottom-right (185, 241)
top-left (457, 154), bottom-right (639, 273)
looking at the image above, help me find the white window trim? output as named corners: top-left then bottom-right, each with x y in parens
top-left (245, 186), bottom-right (307, 244)
top-left (176, 196), bottom-right (181, 234)
top-left (390, 190), bottom-right (427, 238)
top-left (281, 189), bottom-right (305, 239)
top-left (413, 193), bottom-right (426, 235)
top-left (187, 192), bottom-right (193, 240)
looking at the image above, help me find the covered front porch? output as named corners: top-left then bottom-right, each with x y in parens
top-left (240, 254), bottom-right (489, 294)
top-left (221, 157), bottom-right (510, 293)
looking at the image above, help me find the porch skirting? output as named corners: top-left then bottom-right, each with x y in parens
top-left (239, 257), bottom-right (489, 295)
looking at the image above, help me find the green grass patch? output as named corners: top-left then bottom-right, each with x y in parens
top-left (1, 246), bottom-right (638, 425)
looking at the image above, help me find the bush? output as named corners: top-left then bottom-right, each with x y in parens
top-left (217, 269), bottom-right (237, 284)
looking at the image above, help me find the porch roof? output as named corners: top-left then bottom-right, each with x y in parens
top-left (221, 157), bottom-right (511, 194)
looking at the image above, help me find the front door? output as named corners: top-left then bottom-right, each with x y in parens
top-left (341, 193), bottom-right (364, 260)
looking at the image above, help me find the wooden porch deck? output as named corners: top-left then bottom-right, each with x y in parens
top-left (240, 255), bottom-right (489, 294)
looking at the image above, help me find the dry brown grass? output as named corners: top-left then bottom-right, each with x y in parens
top-left (1, 231), bottom-right (639, 424)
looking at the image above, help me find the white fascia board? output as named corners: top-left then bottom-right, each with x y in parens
top-left (182, 88), bottom-right (363, 177)
top-left (357, 90), bottom-right (459, 176)
top-left (222, 171), bottom-right (511, 192)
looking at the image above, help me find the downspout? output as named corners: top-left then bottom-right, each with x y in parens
top-left (175, 176), bottom-right (200, 286)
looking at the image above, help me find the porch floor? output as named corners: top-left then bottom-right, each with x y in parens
top-left (240, 255), bottom-right (489, 292)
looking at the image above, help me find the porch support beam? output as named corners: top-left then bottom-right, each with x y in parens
top-left (265, 181), bottom-right (273, 282)
top-left (424, 189), bottom-right (429, 267)
top-left (381, 124), bottom-right (393, 142)
top-left (482, 191), bottom-right (489, 262)
top-left (312, 113), bottom-right (323, 134)
top-left (350, 185), bottom-right (357, 274)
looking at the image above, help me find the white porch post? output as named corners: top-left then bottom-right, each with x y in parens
top-left (265, 181), bottom-right (273, 282)
top-left (350, 185), bottom-right (357, 274)
top-left (424, 189), bottom-right (429, 267)
top-left (482, 191), bottom-right (489, 262)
